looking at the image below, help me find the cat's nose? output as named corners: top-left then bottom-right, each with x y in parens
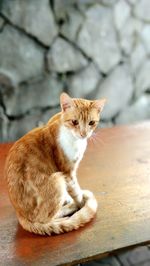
top-left (80, 132), bottom-right (87, 138)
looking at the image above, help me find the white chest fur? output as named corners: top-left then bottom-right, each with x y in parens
top-left (58, 125), bottom-right (87, 162)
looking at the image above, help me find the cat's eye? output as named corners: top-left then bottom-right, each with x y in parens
top-left (72, 120), bottom-right (79, 126)
top-left (89, 120), bottom-right (95, 126)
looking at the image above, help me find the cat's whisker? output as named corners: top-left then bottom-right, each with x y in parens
top-left (95, 134), bottom-right (105, 146)
top-left (89, 136), bottom-right (95, 147)
top-left (90, 131), bottom-right (106, 147)
top-left (96, 128), bottom-right (111, 143)
top-left (90, 135), bottom-right (97, 147)
top-left (89, 132), bottom-right (105, 147)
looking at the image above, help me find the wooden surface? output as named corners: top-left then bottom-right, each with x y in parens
top-left (1, 122), bottom-right (150, 266)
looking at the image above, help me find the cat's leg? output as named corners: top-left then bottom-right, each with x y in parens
top-left (57, 184), bottom-right (78, 218)
top-left (63, 190), bottom-right (73, 205)
top-left (66, 175), bottom-right (84, 208)
top-left (56, 202), bottom-right (78, 218)
top-left (17, 172), bottom-right (66, 224)
top-left (56, 189), bottom-right (93, 218)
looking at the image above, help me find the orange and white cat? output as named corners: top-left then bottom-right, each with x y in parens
top-left (5, 93), bottom-right (106, 235)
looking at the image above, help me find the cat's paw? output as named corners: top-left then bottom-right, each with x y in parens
top-left (82, 189), bottom-right (93, 199)
top-left (76, 190), bottom-right (93, 208)
top-left (63, 192), bottom-right (73, 206)
top-left (75, 192), bottom-right (85, 208)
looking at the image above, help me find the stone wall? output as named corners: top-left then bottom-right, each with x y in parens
top-left (0, 0), bottom-right (150, 142)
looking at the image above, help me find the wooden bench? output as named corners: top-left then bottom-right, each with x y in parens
top-left (1, 122), bottom-right (150, 266)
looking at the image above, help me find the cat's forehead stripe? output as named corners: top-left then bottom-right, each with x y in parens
top-left (80, 110), bottom-right (86, 123)
top-left (73, 99), bottom-right (92, 110)
top-left (73, 99), bottom-right (96, 122)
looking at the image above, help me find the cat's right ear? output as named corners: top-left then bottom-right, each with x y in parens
top-left (60, 93), bottom-right (74, 112)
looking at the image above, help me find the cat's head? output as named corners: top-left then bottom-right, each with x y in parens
top-left (60, 93), bottom-right (106, 140)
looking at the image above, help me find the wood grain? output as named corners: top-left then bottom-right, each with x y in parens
top-left (1, 122), bottom-right (150, 266)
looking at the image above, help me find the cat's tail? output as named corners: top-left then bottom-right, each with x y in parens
top-left (18, 190), bottom-right (97, 235)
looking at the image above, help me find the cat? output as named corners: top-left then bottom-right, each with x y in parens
top-left (5, 92), bottom-right (106, 235)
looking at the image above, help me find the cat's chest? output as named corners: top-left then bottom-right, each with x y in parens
top-left (58, 126), bottom-right (87, 162)
top-left (63, 140), bottom-right (86, 162)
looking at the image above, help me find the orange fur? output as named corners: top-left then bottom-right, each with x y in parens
top-left (5, 93), bottom-right (106, 235)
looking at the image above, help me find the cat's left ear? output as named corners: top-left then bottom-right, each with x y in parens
top-left (60, 92), bottom-right (74, 112)
top-left (93, 98), bottom-right (107, 112)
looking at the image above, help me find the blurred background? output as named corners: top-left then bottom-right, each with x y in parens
top-left (0, 0), bottom-right (150, 142)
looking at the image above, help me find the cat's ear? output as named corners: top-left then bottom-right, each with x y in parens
top-left (93, 98), bottom-right (107, 112)
top-left (60, 92), bottom-right (74, 112)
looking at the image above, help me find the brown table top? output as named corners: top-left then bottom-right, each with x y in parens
top-left (1, 122), bottom-right (150, 266)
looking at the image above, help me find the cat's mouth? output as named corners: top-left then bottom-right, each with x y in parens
top-left (77, 132), bottom-right (92, 140)
top-left (71, 131), bottom-right (87, 140)
top-left (71, 129), bottom-right (93, 140)
top-left (75, 135), bottom-right (87, 140)
top-left (79, 135), bottom-right (87, 140)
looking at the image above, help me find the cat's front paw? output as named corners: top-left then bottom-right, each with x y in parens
top-left (82, 189), bottom-right (93, 199)
top-left (76, 190), bottom-right (94, 208)
top-left (63, 192), bottom-right (73, 206)
top-left (75, 192), bottom-right (85, 209)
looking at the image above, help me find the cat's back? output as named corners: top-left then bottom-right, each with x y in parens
top-left (7, 126), bottom-right (43, 158)
top-left (5, 124), bottom-right (54, 180)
